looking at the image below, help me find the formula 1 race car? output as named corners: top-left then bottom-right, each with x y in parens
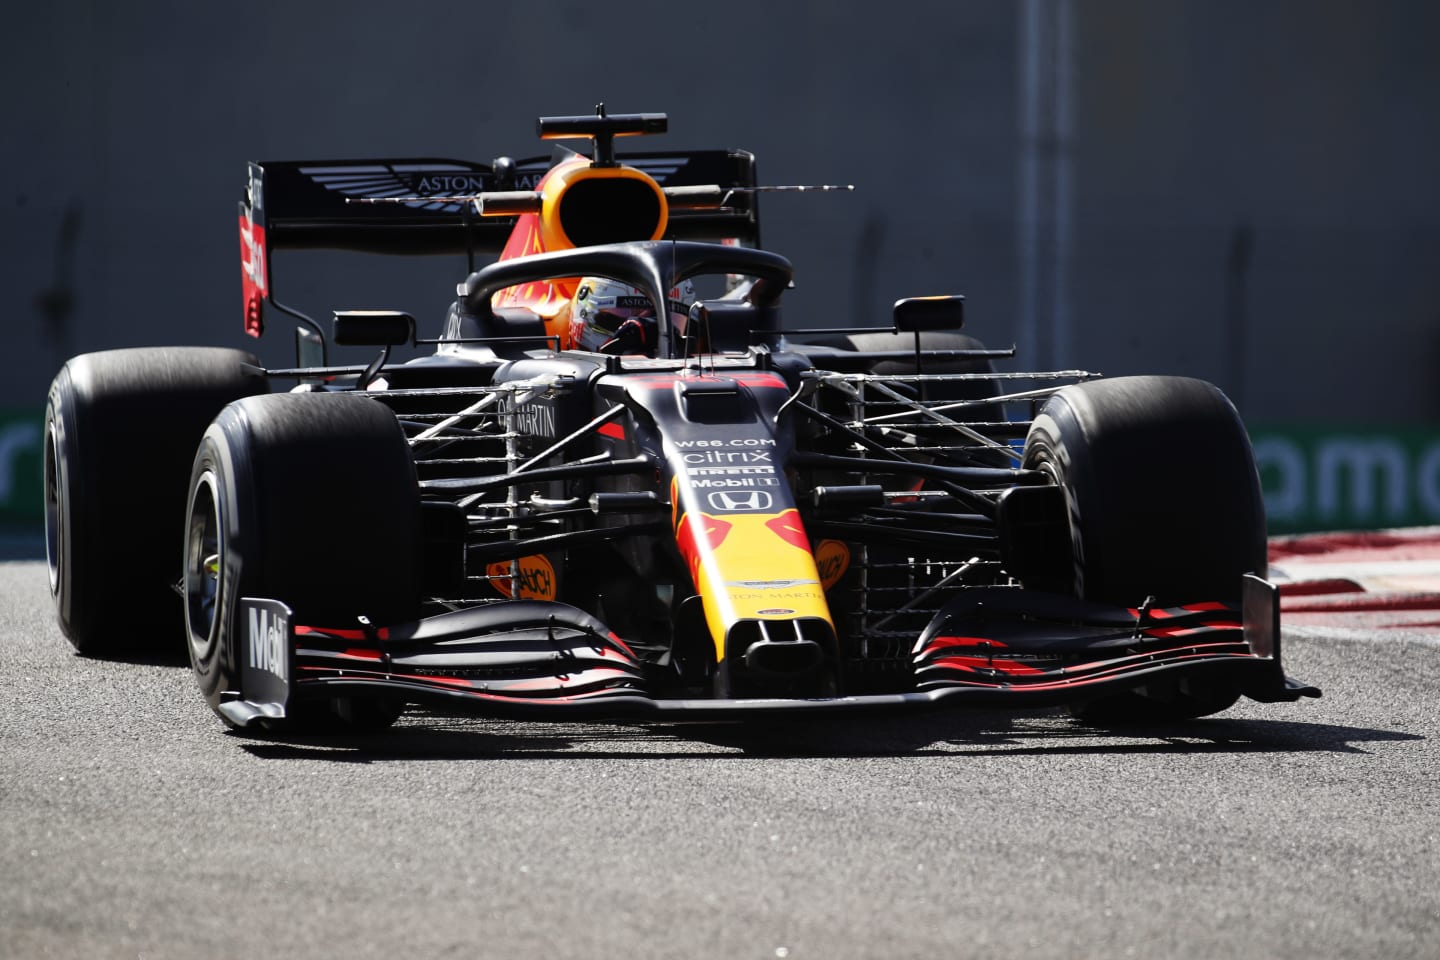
top-left (44, 108), bottom-right (1319, 732)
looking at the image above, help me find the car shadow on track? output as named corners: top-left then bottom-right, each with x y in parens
top-left (234, 709), bottom-right (1422, 763)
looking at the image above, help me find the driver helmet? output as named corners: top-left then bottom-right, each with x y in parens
top-left (568, 276), bottom-right (697, 356)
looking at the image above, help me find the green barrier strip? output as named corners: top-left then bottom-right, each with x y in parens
top-left (1251, 425), bottom-right (1440, 534)
top-left (0, 411), bottom-right (43, 525)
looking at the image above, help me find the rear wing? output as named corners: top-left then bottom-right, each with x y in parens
top-left (238, 149), bottom-right (760, 337)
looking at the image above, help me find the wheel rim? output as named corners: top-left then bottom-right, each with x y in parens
top-left (43, 422), bottom-right (62, 596)
top-left (184, 471), bottom-right (223, 659)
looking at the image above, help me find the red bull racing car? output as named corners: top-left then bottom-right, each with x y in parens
top-left (44, 108), bottom-right (1319, 731)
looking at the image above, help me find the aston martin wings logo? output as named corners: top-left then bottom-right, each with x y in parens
top-left (299, 163), bottom-right (496, 213)
top-left (621, 158), bottom-right (686, 181)
top-left (299, 157), bottom-right (685, 212)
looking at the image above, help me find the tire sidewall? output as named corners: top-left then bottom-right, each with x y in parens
top-left (185, 416), bottom-right (257, 710)
top-left (1021, 406), bottom-right (1089, 597)
top-left (43, 371), bottom-right (79, 627)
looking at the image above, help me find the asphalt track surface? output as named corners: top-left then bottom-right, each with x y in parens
top-left (3, 537), bottom-right (1438, 960)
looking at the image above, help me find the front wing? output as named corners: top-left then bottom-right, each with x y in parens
top-left (217, 576), bottom-right (1318, 728)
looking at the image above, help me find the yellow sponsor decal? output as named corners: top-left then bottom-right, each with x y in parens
top-left (486, 554), bottom-right (558, 601)
top-left (815, 539), bottom-right (851, 590)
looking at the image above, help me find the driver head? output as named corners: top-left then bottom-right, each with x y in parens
top-left (568, 276), bottom-right (696, 356)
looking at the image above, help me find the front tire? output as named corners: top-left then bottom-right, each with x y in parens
top-left (44, 347), bottom-right (267, 657)
top-left (185, 393), bottom-right (421, 731)
top-left (1021, 376), bottom-right (1266, 720)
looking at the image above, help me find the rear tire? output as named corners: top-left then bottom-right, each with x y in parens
top-left (44, 347), bottom-right (268, 657)
top-left (184, 393), bottom-right (420, 731)
top-left (1021, 376), bottom-right (1266, 720)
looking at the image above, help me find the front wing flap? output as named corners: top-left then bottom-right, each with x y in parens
top-left (910, 574), bottom-right (1317, 704)
top-left (218, 578), bottom-right (1318, 728)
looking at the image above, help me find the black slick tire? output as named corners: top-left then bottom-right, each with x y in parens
top-left (1021, 376), bottom-right (1266, 720)
top-left (44, 347), bottom-right (268, 657)
top-left (184, 392), bottom-right (420, 731)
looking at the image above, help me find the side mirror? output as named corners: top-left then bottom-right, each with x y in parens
top-left (332, 310), bottom-right (416, 347)
top-left (893, 295), bottom-right (964, 333)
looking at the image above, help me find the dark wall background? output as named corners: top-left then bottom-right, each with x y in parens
top-left (6, 0), bottom-right (1438, 424)
top-left (1071, 1), bottom-right (1440, 421)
